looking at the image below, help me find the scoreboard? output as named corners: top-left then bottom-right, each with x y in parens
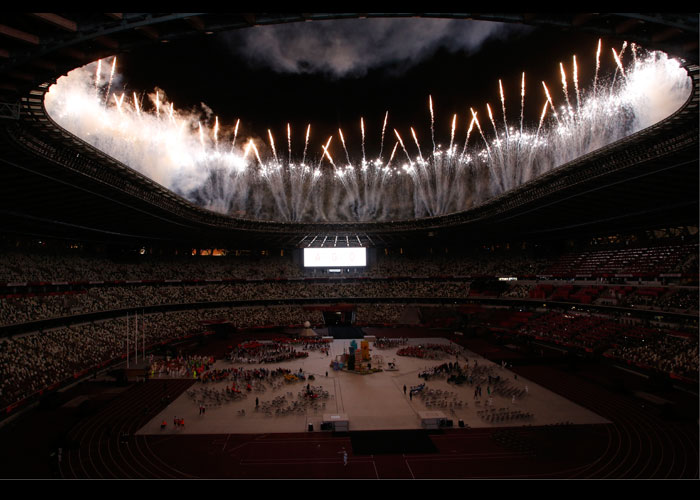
top-left (303, 247), bottom-right (367, 268)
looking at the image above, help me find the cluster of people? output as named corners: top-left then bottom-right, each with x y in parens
top-left (274, 337), bottom-right (331, 350)
top-left (199, 366), bottom-right (293, 385)
top-left (0, 306), bottom-right (317, 410)
top-left (1, 240), bottom-right (696, 286)
top-left (373, 337), bottom-right (409, 349)
top-left (5, 278), bottom-right (699, 331)
top-left (501, 284), bottom-right (532, 299)
top-left (0, 250), bottom-right (301, 283)
top-left (513, 310), bottom-right (699, 378)
top-left (608, 333), bottom-right (698, 380)
top-left (0, 281), bottom-right (468, 328)
top-left (397, 343), bottom-right (460, 359)
top-left (149, 355), bottom-right (214, 379)
top-left (419, 360), bottom-right (464, 381)
top-left (366, 252), bottom-right (554, 278)
top-left (545, 242), bottom-right (698, 276)
top-left (0, 310), bottom-right (209, 409)
top-left (517, 312), bottom-right (633, 351)
top-left (228, 341), bottom-right (309, 364)
top-left (355, 304), bottom-right (413, 325)
top-left (657, 289), bottom-right (699, 313)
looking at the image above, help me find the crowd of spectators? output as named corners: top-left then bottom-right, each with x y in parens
top-left (0, 251), bottom-right (301, 283)
top-left (0, 281), bottom-right (475, 328)
top-left (1, 242), bottom-right (697, 410)
top-left (365, 253), bottom-right (552, 278)
top-left (656, 289), bottom-right (699, 313)
top-left (0, 305), bottom-right (323, 410)
top-left (500, 284), bottom-right (533, 299)
top-left (607, 333), bottom-right (698, 380)
top-left (4, 281), bottom-right (694, 331)
top-left (4, 279), bottom-right (696, 331)
top-left (1, 240), bottom-right (696, 284)
top-left (513, 311), bottom-right (699, 380)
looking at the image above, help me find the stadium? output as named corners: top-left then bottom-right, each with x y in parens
top-left (0, 13), bottom-right (698, 480)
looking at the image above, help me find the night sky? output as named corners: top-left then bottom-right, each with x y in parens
top-left (116, 18), bottom-right (617, 160)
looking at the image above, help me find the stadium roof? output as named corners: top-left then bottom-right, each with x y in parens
top-left (1, 13), bottom-right (697, 101)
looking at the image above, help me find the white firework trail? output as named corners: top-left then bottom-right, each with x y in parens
top-left (214, 116), bottom-right (219, 147)
top-left (267, 129), bottom-right (278, 163)
top-left (560, 62), bottom-right (572, 118)
top-left (573, 55), bottom-right (581, 115)
top-left (520, 72), bottom-right (526, 137)
top-left (302, 124), bottom-right (311, 165)
top-left (611, 41), bottom-right (628, 88)
top-left (541, 81), bottom-right (560, 126)
top-left (429, 95), bottom-right (436, 154)
top-left (339, 128), bottom-right (352, 166)
top-left (387, 141), bottom-right (399, 167)
top-left (360, 117), bottom-right (366, 165)
top-left (486, 102), bottom-right (506, 190)
top-left (105, 57), bottom-right (117, 104)
top-left (499, 79), bottom-right (509, 141)
top-left (460, 114), bottom-right (476, 159)
top-left (198, 122), bottom-right (205, 148)
top-left (231, 118), bottom-right (240, 152)
top-left (378, 111), bottom-right (389, 162)
top-left (133, 92), bottom-right (141, 116)
top-left (393, 129), bottom-right (412, 162)
top-left (95, 59), bottom-right (102, 89)
top-left (470, 108), bottom-right (490, 154)
top-left (612, 47), bottom-right (627, 80)
top-left (448, 113), bottom-right (457, 154)
top-left (593, 38), bottom-right (602, 99)
top-left (515, 72), bottom-right (526, 165)
top-left (113, 93), bottom-right (124, 114)
top-left (410, 127), bottom-right (424, 162)
top-left (320, 136), bottom-right (334, 167)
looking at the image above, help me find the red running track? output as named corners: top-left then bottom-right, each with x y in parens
top-left (52, 370), bottom-right (697, 479)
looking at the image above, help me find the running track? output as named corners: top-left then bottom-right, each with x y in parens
top-left (56, 369), bottom-right (698, 479)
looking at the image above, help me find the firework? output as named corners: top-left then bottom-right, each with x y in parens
top-left (44, 43), bottom-right (691, 224)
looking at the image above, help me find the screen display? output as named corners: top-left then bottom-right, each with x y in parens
top-left (303, 247), bottom-right (367, 267)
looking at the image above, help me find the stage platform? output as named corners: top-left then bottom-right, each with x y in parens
top-left (136, 337), bottom-right (609, 436)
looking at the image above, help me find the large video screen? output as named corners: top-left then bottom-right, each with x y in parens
top-left (303, 247), bottom-right (367, 267)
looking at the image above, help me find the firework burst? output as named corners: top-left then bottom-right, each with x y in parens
top-left (44, 42), bottom-right (691, 223)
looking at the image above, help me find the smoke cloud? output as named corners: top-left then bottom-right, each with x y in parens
top-left (223, 18), bottom-right (522, 78)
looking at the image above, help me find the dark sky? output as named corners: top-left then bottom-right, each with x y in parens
top-left (117, 18), bottom-right (617, 160)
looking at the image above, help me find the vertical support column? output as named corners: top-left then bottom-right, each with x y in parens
top-left (135, 311), bottom-right (139, 364)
